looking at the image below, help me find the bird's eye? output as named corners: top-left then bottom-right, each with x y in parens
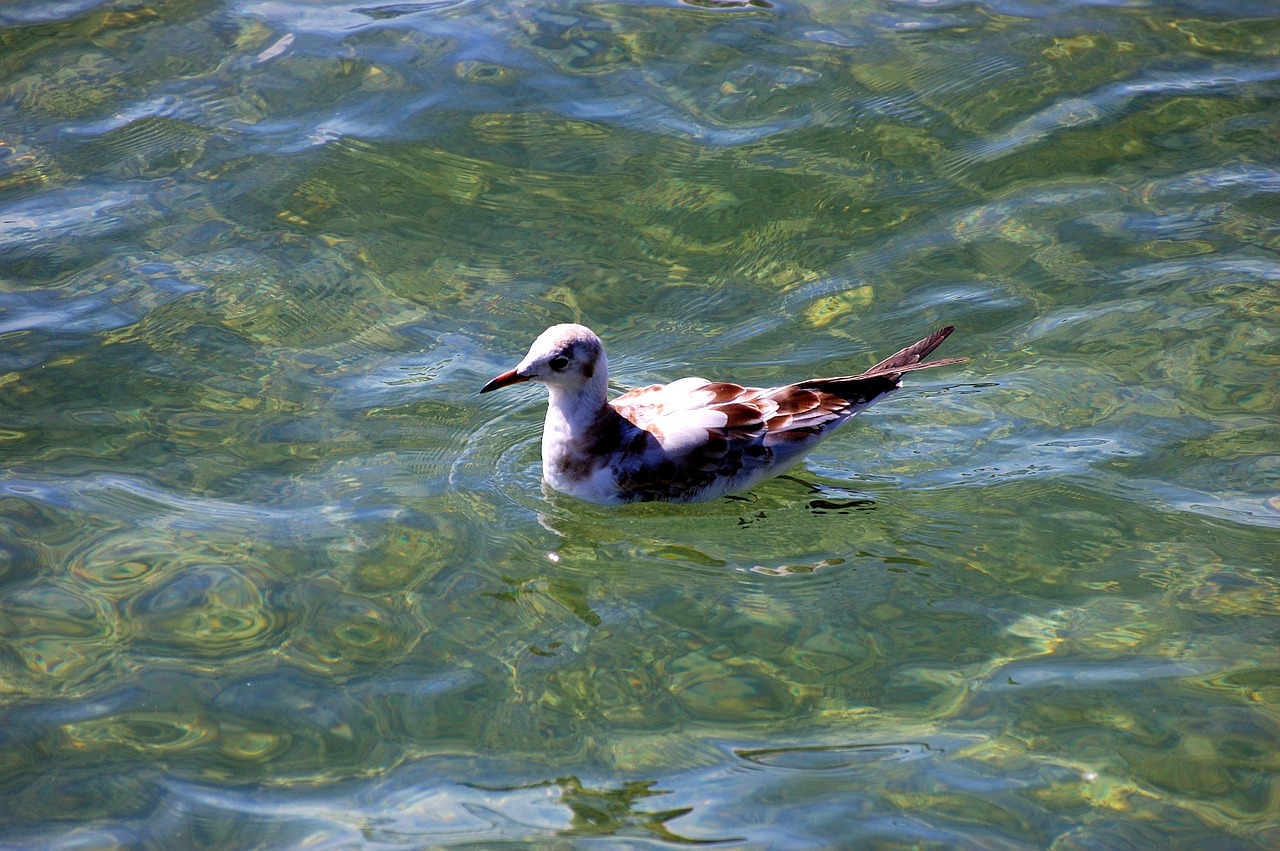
top-left (549, 356), bottom-right (570, 371)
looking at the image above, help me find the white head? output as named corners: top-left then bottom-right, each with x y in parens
top-left (480, 323), bottom-right (608, 399)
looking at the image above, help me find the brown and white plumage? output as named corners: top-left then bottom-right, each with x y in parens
top-left (481, 323), bottom-right (966, 504)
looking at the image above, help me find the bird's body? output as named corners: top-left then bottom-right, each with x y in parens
top-left (481, 324), bottom-right (965, 504)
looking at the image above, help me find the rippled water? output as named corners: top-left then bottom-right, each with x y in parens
top-left (2, 0), bottom-right (1278, 846)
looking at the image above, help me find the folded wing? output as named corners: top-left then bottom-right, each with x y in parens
top-left (605, 327), bottom-right (968, 500)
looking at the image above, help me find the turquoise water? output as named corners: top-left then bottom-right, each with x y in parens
top-left (2, 0), bottom-right (1278, 846)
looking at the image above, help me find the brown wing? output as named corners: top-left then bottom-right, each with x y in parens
top-left (604, 327), bottom-right (966, 500)
top-left (757, 385), bottom-right (858, 449)
top-left (605, 380), bottom-right (854, 500)
top-left (611, 381), bottom-right (770, 455)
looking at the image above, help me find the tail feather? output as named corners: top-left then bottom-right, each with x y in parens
top-left (853, 355), bottom-right (969, 382)
top-left (797, 326), bottom-right (967, 402)
top-left (870, 325), bottom-right (956, 373)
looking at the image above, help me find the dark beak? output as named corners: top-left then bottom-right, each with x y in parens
top-left (480, 368), bottom-right (530, 394)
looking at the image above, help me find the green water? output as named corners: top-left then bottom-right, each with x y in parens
top-left (1, 0), bottom-right (1278, 846)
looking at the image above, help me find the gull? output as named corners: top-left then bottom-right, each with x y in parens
top-left (481, 324), bottom-right (966, 504)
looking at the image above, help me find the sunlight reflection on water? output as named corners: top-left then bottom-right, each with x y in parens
top-left (1, 0), bottom-right (1278, 846)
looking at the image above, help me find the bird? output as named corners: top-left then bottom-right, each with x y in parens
top-left (480, 323), bottom-right (966, 504)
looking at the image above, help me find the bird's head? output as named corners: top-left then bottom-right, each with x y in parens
top-left (480, 323), bottom-right (607, 396)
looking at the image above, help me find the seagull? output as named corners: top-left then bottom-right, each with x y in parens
top-left (481, 324), bottom-right (966, 504)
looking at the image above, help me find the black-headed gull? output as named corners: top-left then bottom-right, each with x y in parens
top-left (481, 324), bottom-right (966, 504)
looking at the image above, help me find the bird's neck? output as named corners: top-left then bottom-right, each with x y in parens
top-left (542, 367), bottom-right (627, 479)
top-left (545, 368), bottom-right (613, 438)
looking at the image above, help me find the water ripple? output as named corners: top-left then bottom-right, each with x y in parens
top-left (0, 186), bottom-right (156, 263)
top-left (0, 473), bottom-right (395, 541)
top-left (953, 63), bottom-right (1280, 169)
top-left (0, 1), bottom-right (114, 26)
top-left (3, 0), bottom-right (1279, 846)
top-left (737, 740), bottom-right (935, 772)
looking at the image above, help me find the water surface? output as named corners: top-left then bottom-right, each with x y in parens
top-left (1, 0), bottom-right (1278, 846)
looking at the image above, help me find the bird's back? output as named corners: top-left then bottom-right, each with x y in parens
top-left (600, 326), bottom-right (965, 502)
top-left (599, 379), bottom-right (865, 502)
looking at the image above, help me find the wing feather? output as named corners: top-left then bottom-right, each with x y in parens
top-left (600, 327), bottom-right (966, 500)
